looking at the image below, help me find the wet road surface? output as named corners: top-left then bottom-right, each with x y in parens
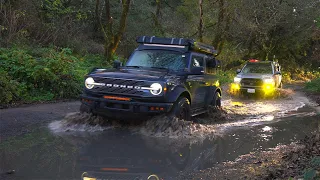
top-left (0, 92), bottom-right (319, 180)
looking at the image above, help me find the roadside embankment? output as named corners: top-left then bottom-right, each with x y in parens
top-left (180, 129), bottom-right (320, 180)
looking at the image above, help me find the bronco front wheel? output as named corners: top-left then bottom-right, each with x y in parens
top-left (170, 97), bottom-right (191, 121)
top-left (80, 103), bottom-right (92, 113)
top-left (211, 91), bottom-right (222, 109)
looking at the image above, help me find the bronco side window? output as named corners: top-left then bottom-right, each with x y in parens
top-left (206, 57), bottom-right (217, 74)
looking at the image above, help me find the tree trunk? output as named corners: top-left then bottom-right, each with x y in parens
top-left (103, 0), bottom-right (131, 61)
top-left (112, 0), bottom-right (131, 53)
top-left (94, 0), bottom-right (101, 32)
top-left (212, 0), bottom-right (228, 55)
top-left (152, 0), bottom-right (165, 36)
top-left (156, 0), bottom-right (161, 17)
top-left (198, 0), bottom-right (204, 42)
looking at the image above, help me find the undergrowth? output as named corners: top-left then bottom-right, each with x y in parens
top-left (0, 47), bottom-right (109, 105)
top-left (305, 78), bottom-right (320, 93)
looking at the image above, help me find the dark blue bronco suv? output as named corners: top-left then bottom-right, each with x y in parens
top-left (80, 36), bottom-right (222, 121)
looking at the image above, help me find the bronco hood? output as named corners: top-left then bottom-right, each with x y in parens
top-left (89, 68), bottom-right (169, 81)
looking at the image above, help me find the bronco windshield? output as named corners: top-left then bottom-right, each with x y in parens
top-left (242, 63), bottom-right (273, 74)
top-left (126, 50), bottom-right (187, 71)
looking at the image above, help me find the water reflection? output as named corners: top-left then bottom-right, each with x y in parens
top-left (0, 114), bottom-right (319, 180)
top-left (62, 131), bottom-right (217, 180)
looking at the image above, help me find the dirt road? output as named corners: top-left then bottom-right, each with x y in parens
top-left (0, 101), bottom-right (80, 141)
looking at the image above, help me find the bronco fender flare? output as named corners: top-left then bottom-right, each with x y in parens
top-left (166, 86), bottom-right (191, 104)
top-left (205, 86), bottom-right (222, 106)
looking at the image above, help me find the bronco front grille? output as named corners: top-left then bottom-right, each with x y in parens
top-left (92, 77), bottom-right (145, 95)
top-left (241, 78), bottom-right (263, 87)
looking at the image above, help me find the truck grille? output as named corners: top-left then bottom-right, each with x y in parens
top-left (241, 78), bottom-right (263, 87)
top-left (92, 77), bottom-right (145, 95)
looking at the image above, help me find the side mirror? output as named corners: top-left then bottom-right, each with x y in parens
top-left (236, 69), bottom-right (241, 74)
top-left (113, 60), bottom-right (122, 69)
top-left (275, 71), bottom-right (281, 75)
top-left (90, 67), bottom-right (98, 73)
top-left (190, 67), bottom-right (204, 75)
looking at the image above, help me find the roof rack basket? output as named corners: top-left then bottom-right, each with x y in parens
top-left (136, 36), bottom-right (217, 55)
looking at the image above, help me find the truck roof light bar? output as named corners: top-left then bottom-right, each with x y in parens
top-left (143, 43), bottom-right (186, 48)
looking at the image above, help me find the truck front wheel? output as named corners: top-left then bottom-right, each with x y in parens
top-left (169, 97), bottom-right (191, 121)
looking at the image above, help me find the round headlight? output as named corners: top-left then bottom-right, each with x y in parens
top-left (148, 174), bottom-right (160, 180)
top-left (150, 83), bottom-right (162, 95)
top-left (85, 77), bottom-right (95, 89)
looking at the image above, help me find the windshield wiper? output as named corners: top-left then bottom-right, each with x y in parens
top-left (150, 67), bottom-right (168, 70)
top-left (125, 66), bottom-right (142, 68)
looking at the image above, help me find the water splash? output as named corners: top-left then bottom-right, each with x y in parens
top-left (136, 115), bottom-right (220, 141)
top-left (49, 112), bottom-right (112, 133)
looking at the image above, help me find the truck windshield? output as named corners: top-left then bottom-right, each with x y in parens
top-left (126, 50), bottom-right (187, 71)
top-left (242, 63), bottom-right (273, 74)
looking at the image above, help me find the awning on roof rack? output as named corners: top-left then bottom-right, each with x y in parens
top-left (136, 36), bottom-right (218, 55)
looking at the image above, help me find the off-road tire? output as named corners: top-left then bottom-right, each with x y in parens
top-left (170, 97), bottom-right (191, 121)
top-left (211, 91), bottom-right (222, 110)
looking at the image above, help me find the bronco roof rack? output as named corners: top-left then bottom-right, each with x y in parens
top-left (136, 36), bottom-right (218, 56)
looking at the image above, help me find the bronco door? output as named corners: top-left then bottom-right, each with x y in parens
top-left (187, 53), bottom-right (208, 109)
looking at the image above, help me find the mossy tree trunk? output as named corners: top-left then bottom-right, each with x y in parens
top-left (198, 0), bottom-right (204, 42)
top-left (96, 0), bottom-right (131, 62)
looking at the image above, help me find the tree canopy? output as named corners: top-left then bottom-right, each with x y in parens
top-left (0, 0), bottom-right (319, 69)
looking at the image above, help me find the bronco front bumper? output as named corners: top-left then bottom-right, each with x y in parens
top-left (80, 95), bottom-right (174, 118)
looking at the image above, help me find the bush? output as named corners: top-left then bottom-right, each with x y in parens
top-left (0, 47), bottom-right (106, 104)
top-left (283, 69), bottom-right (320, 83)
top-left (0, 70), bottom-right (21, 104)
top-left (305, 78), bottom-right (320, 93)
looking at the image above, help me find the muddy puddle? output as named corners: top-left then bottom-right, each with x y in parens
top-left (48, 90), bottom-right (314, 140)
top-left (1, 90), bottom-right (319, 180)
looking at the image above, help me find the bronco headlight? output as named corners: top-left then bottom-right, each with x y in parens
top-left (149, 83), bottom-right (163, 95)
top-left (142, 83), bottom-right (163, 95)
top-left (234, 77), bottom-right (242, 83)
top-left (263, 78), bottom-right (274, 84)
top-left (85, 77), bottom-right (105, 89)
top-left (85, 77), bottom-right (95, 89)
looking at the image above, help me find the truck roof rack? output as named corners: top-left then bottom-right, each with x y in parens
top-left (136, 36), bottom-right (218, 55)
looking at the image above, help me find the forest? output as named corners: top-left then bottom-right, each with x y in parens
top-left (1, 0), bottom-right (320, 104)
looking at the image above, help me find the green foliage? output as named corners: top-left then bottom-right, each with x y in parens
top-left (0, 70), bottom-right (21, 104)
top-left (316, 17), bottom-right (320, 28)
top-left (305, 78), bottom-right (320, 93)
top-left (216, 70), bottom-right (236, 85)
top-left (282, 70), bottom-right (320, 84)
top-left (0, 47), bottom-right (106, 104)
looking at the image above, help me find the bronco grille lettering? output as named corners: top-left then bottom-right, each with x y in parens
top-left (98, 83), bottom-right (142, 90)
